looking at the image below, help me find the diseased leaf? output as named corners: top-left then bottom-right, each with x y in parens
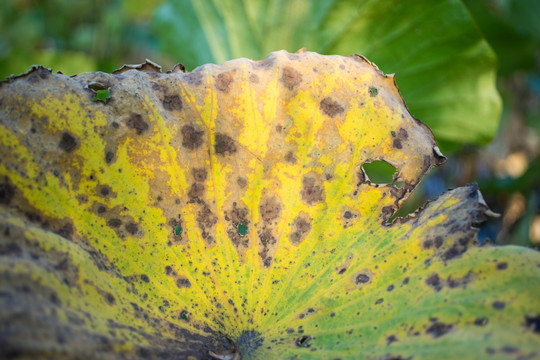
top-left (0, 51), bottom-right (538, 359)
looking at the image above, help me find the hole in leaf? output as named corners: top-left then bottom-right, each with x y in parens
top-left (180, 310), bottom-right (189, 321)
top-left (369, 87), bottom-right (378, 96)
top-left (173, 224), bottom-right (182, 236)
top-left (92, 88), bottom-right (111, 104)
top-left (295, 335), bottom-right (312, 348)
top-left (237, 223), bottom-right (248, 236)
top-left (394, 181), bottom-right (404, 189)
top-left (362, 160), bottom-right (396, 185)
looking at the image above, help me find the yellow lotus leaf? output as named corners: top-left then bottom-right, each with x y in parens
top-left (0, 51), bottom-right (539, 359)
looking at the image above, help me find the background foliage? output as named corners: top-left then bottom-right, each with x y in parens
top-left (1, 0), bottom-right (539, 247)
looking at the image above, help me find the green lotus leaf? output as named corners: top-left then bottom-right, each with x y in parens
top-left (0, 51), bottom-right (538, 359)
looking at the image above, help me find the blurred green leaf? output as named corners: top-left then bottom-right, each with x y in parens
top-left (152, 0), bottom-right (501, 148)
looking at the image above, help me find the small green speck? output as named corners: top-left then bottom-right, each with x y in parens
top-left (174, 224), bottom-right (182, 236)
top-left (369, 87), bottom-right (378, 97)
top-left (391, 130), bottom-right (396, 137)
top-left (93, 88), bottom-right (111, 104)
top-left (237, 223), bottom-right (248, 236)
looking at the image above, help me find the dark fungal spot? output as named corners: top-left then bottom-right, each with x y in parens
top-left (97, 205), bottom-right (106, 214)
top-left (183, 71), bottom-right (202, 85)
top-left (215, 71), bottom-right (234, 92)
top-left (492, 301), bottom-right (506, 310)
top-left (402, 277), bottom-right (410, 285)
top-left (355, 273), bottom-right (370, 284)
top-left (55, 223), bottom-right (74, 240)
top-left (301, 175), bottom-right (324, 205)
top-left (126, 113), bottom-right (148, 134)
top-left (0, 181), bottom-right (15, 205)
top-left (249, 74), bottom-right (259, 83)
top-left (214, 133), bottom-right (237, 155)
top-left (290, 214), bottom-right (311, 244)
top-left (107, 218), bottom-right (122, 228)
top-left (375, 298), bottom-right (384, 305)
top-left (525, 314), bottom-right (540, 333)
top-left (125, 222), bottom-right (139, 235)
top-left (386, 335), bottom-right (398, 345)
top-left (425, 273), bottom-right (442, 291)
top-left (496, 262), bottom-right (508, 270)
top-left (320, 97), bottom-right (344, 117)
top-left (181, 125), bottom-right (204, 150)
top-left (192, 168), bottom-right (207, 182)
top-left (162, 94), bottom-right (182, 111)
top-left (104, 292), bottom-right (115, 305)
top-left (393, 138), bottom-right (402, 149)
top-left (237, 177), bottom-right (247, 188)
top-left (281, 66), bottom-right (302, 90)
top-left (165, 265), bottom-right (173, 276)
top-left (426, 322), bottom-right (452, 338)
top-left (259, 197), bottom-right (282, 222)
top-left (0, 242), bottom-right (22, 256)
top-left (140, 274), bottom-right (150, 283)
top-left (398, 128), bottom-right (408, 139)
top-left (474, 317), bottom-right (489, 326)
top-left (58, 132), bottom-right (78, 152)
top-left (387, 284), bottom-right (394, 292)
top-left (176, 277), bottom-right (191, 288)
top-left (188, 183), bottom-right (205, 201)
top-left (285, 151), bottom-right (297, 164)
top-left (254, 56), bottom-right (275, 69)
top-left (105, 151), bottom-right (115, 164)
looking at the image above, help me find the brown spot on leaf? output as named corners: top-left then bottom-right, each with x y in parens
top-left (259, 197), bottom-right (282, 222)
top-left (355, 273), bottom-right (370, 285)
top-left (125, 222), bottom-right (139, 235)
top-left (237, 177), bottom-right (247, 188)
top-left (426, 273), bottom-right (442, 291)
top-left (126, 114), bottom-right (148, 134)
top-left (0, 181), bottom-right (15, 205)
top-left (183, 71), bottom-right (202, 85)
top-left (249, 74), bottom-right (259, 83)
top-left (474, 317), bottom-right (489, 326)
top-left (107, 218), bottom-right (122, 228)
top-left (301, 175), bottom-right (324, 205)
top-left (524, 314), bottom-right (540, 333)
top-left (290, 214), bottom-right (311, 244)
top-left (492, 301), bottom-right (506, 310)
top-left (320, 97), bottom-right (344, 117)
top-left (188, 183), bottom-right (205, 201)
top-left (496, 262), bottom-right (508, 270)
top-left (281, 66), bottom-right (302, 89)
top-left (215, 72), bottom-right (234, 92)
top-left (105, 151), bottom-right (115, 164)
top-left (192, 168), bottom-right (207, 182)
top-left (285, 151), bottom-right (297, 164)
top-left (197, 203), bottom-right (218, 245)
top-left (426, 322), bottom-right (452, 338)
top-left (393, 138), bottom-right (402, 149)
top-left (59, 132), bottom-right (78, 152)
top-left (162, 95), bottom-right (182, 111)
top-left (176, 277), bottom-right (191, 288)
top-left (55, 223), bottom-right (74, 240)
top-left (181, 125), bottom-right (204, 150)
top-left (214, 133), bottom-right (237, 155)
top-left (398, 128), bottom-right (408, 139)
